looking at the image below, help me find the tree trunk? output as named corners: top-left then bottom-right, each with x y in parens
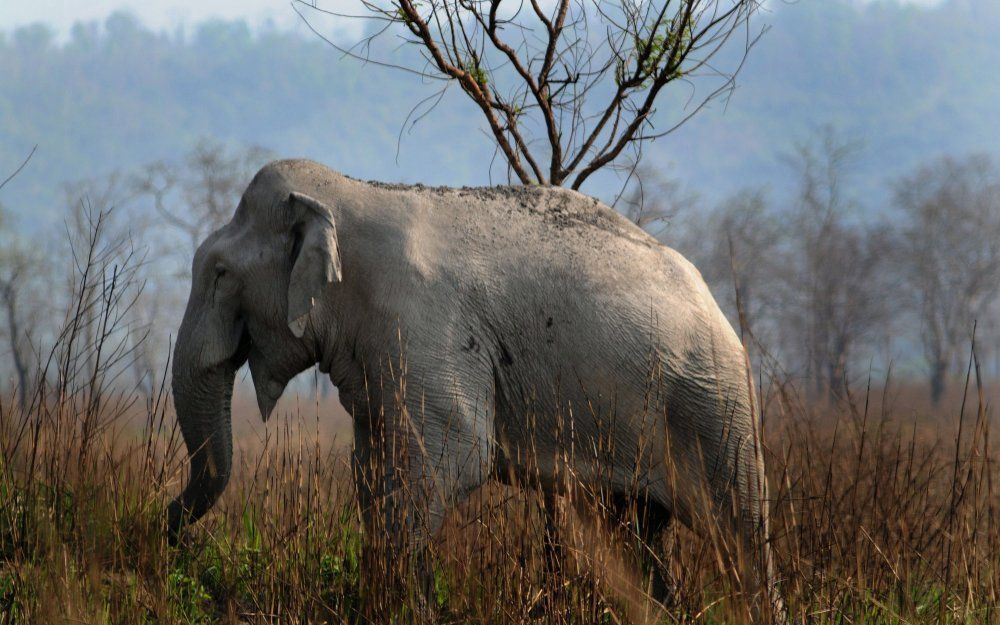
top-left (2, 283), bottom-right (29, 412)
top-left (929, 358), bottom-right (947, 405)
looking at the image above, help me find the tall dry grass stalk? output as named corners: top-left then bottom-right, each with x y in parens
top-left (0, 210), bottom-right (996, 624)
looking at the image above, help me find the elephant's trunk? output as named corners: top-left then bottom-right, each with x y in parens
top-left (166, 327), bottom-right (241, 542)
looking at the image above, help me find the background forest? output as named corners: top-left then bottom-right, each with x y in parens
top-left (1, 0), bottom-right (999, 211)
top-left (1, 0), bottom-right (998, 402)
top-left (2, 1), bottom-right (1000, 623)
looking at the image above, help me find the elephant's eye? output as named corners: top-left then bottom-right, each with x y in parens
top-left (213, 264), bottom-right (228, 296)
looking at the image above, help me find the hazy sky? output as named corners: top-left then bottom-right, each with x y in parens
top-left (2, 0), bottom-right (946, 37)
top-left (1, 0), bottom-right (356, 38)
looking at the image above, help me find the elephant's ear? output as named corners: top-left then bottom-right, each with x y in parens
top-left (286, 191), bottom-right (342, 338)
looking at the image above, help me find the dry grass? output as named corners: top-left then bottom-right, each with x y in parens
top-left (1, 212), bottom-right (997, 624)
top-left (1, 360), bottom-right (997, 624)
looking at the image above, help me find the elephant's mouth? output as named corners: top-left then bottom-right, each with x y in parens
top-left (231, 318), bottom-right (253, 366)
top-left (246, 335), bottom-right (295, 422)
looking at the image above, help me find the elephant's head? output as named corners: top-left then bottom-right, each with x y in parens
top-left (167, 163), bottom-right (342, 540)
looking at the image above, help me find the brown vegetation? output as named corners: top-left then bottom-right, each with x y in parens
top-left (0, 220), bottom-right (996, 623)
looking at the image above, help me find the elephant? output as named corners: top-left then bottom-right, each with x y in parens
top-left (166, 158), bottom-right (781, 619)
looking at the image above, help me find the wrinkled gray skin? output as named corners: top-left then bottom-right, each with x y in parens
top-left (168, 159), bottom-right (779, 614)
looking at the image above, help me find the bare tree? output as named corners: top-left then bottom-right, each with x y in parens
top-left (0, 145), bottom-right (36, 193)
top-left (0, 216), bottom-right (40, 411)
top-left (619, 163), bottom-right (698, 238)
top-left (0, 147), bottom-right (40, 408)
top-left (56, 179), bottom-right (141, 392)
top-left (623, 168), bottom-right (781, 329)
top-left (893, 154), bottom-right (1000, 403)
top-left (670, 187), bottom-right (782, 339)
top-left (776, 131), bottom-right (894, 399)
top-left (298, 0), bottom-right (762, 188)
top-left (41, 202), bottom-right (151, 443)
top-left (0, 142), bottom-right (268, 402)
top-left (133, 139), bottom-right (272, 258)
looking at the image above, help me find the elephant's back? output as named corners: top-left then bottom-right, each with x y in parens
top-left (349, 174), bottom-right (740, 371)
top-left (276, 162), bottom-right (743, 384)
top-left (414, 185), bottom-right (745, 394)
top-left (380, 181), bottom-right (663, 255)
top-left (275, 161), bottom-right (671, 261)
top-left (462, 188), bottom-right (722, 336)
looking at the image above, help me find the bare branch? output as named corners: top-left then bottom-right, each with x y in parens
top-left (0, 145), bottom-right (37, 193)
top-left (302, 0), bottom-right (762, 188)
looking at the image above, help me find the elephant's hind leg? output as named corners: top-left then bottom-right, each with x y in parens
top-left (538, 488), bottom-right (678, 624)
top-left (701, 425), bottom-right (783, 622)
top-left (607, 493), bottom-right (678, 609)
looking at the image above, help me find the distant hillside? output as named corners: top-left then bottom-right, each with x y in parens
top-left (1, 0), bottom-right (998, 225)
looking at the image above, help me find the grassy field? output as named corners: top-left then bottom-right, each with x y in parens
top-left (0, 217), bottom-right (997, 624)
top-left (1, 353), bottom-right (997, 625)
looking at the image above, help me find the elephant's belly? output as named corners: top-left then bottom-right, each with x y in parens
top-left (491, 389), bottom-right (677, 501)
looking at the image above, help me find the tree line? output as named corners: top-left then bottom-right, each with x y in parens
top-left (636, 130), bottom-right (1000, 403)
top-left (0, 134), bottom-right (997, 408)
top-left (3, 0), bottom-right (999, 218)
top-left (0, 141), bottom-right (272, 411)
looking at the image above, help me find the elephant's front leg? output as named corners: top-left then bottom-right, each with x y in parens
top-left (351, 378), bottom-right (495, 620)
